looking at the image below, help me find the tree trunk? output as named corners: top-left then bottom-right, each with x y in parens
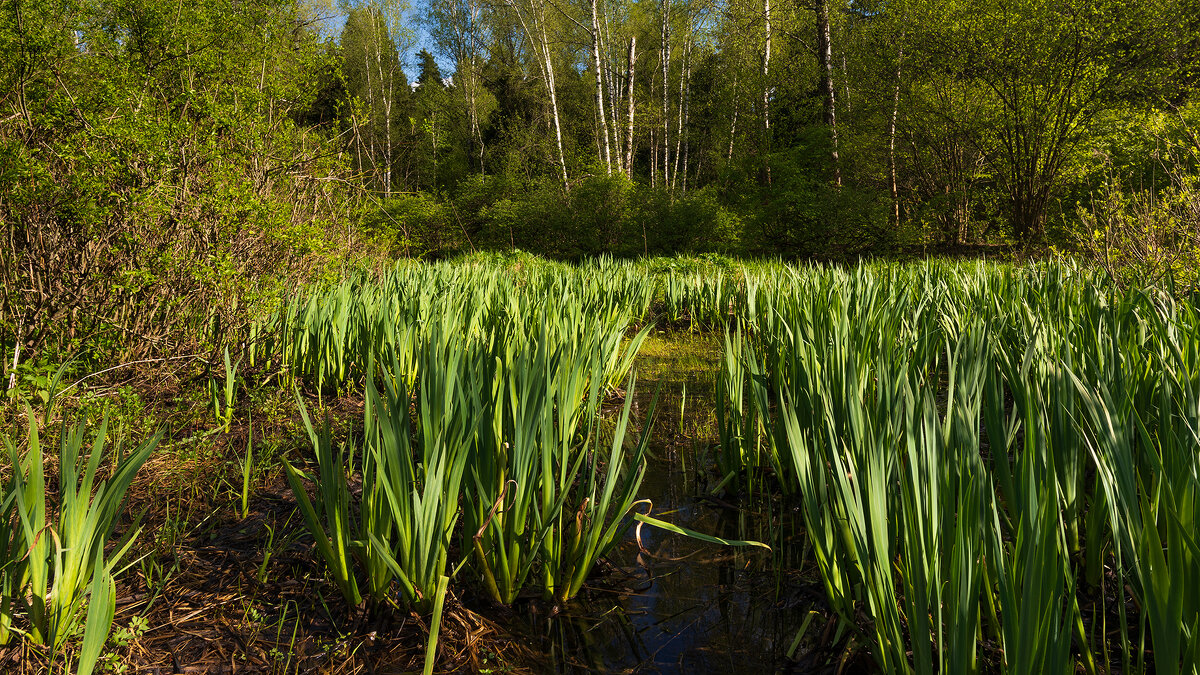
top-left (468, 61), bottom-right (485, 172)
top-left (889, 43), bottom-right (903, 229)
top-left (591, 0), bottom-right (612, 173)
top-left (543, 39), bottom-right (569, 189)
top-left (841, 51), bottom-right (850, 114)
top-left (534, 0), bottom-right (569, 189)
top-left (374, 14), bottom-right (393, 197)
top-left (625, 36), bottom-right (637, 175)
top-left (604, 13), bottom-right (623, 167)
top-left (651, 127), bottom-right (658, 187)
top-left (728, 70), bottom-right (739, 161)
top-left (761, 0), bottom-right (771, 181)
top-left (672, 36), bottom-right (687, 190)
top-left (508, 0), bottom-right (569, 188)
top-left (816, 0), bottom-right (841, 186)
top-left (661, 0), bottom-right (671, 189)
top-left (363, 28), bottom-right (378, 190)
top-left (681, 40), bottom-right (691, 190)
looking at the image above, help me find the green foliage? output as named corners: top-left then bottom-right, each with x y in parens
top-left (1, 409), bottom-right (157, 672)
top-left (710, 261), bottom-right (1200, 672)
top-left (369, 193), bottom-right (458, 258)
top-left (450, 175), bottom-right (744, 258)
top-left (209, 348), bottom-right (241, 433)
top-left (276, 258), bottom-right (659, 613)
top-left (632, 185), bottom-right (744, 256)
top-left (1065, 108), bottom-right (1200, 290)
top-left (0, 0), bottom-right (363, 368)
top-left (3, 0), bottom-right (1195, 379)
top-left (727, 147), bottom-right (893, 258)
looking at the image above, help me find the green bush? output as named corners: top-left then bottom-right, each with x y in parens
top-left (730, 149), bottom-right (892, 259)
top-left (449, 174), bottom-right (744, 259)
top-left (0, 0), bottom-right (363, 368)
top-left (631, 185), bottom-right (742, 256)
top-left (371, 194), bottom-right (460, 259)
top-left (1071, 176), bottom-right (1200, 292)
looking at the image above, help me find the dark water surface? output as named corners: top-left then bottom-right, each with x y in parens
top-left (509, 334), bottom-right (813, 674)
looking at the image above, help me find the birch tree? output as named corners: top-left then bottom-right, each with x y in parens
top-left (624, 36), bottom-right (636, 175)
top-left (428, 0), bottom-right (491, 171)
top-left (761, 0), bottom-right (771, 179)
top-left (504, 0), bottom-right (569, 187)
top-left (815, 0), bottom-right (841, 185)
top-left (590, 0), bottom-right (613, 173)
top-left (341, 0), bottom-right (415, 194)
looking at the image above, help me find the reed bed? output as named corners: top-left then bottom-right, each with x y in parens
top-left (717, 261), bottom-right (1200, 673)
top-left (12, 254), bottom-right (1197, 673)
top-left (1, 411), bottom-right (158, 675)
top-left (266, 258), bottom-right (660, 672)
top-left (254, 258), bottom-right (656, 393)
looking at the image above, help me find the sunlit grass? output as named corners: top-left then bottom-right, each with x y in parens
top-left (718, 260), bottom-right (1200, 673)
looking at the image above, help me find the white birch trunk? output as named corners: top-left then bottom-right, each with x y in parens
top-left (363, 26), bottom-right (378, 189)
top-left (508, 0), bottom-right (569, 188)
top-left (817, 0), bottom-right (841, 186)
top-left (762, 0), bottom-right (771, 137)
top-left (591, 0), bottom-right (612, 173)
top-left (625, 36), bottom-right (637, 176)
top-left (541, 20), bottom-right (569, 188)
top-left (372, 12), bottom-right (393, 197)
top-left (728, 70), bottom-right (739, 161)
top-left (603, 12), bottom-right (623, 168)
top-left (661, 0), bottom-right (671, 189)
top-left (672, 36), bottom-right (691, 189)
top-left (672, 35), bottom-right (690, 190)
top-left (889, 43), bottom-right (903, 228)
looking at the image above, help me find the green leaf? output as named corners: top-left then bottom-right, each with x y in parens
top-left (633, 512), bottom-right (771, 550)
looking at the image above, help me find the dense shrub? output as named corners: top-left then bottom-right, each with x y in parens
top-left (726, 149), bottom-right (893, 259)
top-left (449, 174), bottom-right (743, 259)
top-left (1072, 174), bottom-right (1200, 292)
top-left (371, 193), bottom-right (461, 258)
top-left (0, 0), bottom-right (364, 371)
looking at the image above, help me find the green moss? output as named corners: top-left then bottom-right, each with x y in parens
top-left (630, 330), bottom-right (722, 445)
top-left (635, 331), bottom-right (722, 383)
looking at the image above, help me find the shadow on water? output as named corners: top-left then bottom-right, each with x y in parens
top-left (509, 333), bottom-right (826, 674)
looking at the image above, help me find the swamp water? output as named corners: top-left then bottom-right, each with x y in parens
top-left (509, 334), bottom-right (817, 674)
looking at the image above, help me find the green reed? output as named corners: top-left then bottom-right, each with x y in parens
top-left (2, 410), bottom-right (157, 675)
top-left (713, 261), bottom-right (1200, 673)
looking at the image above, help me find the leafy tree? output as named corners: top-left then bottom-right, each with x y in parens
top-left (926, 0), bottom-right (1173, 241)
top-left (341, 2), bottom-right (414, 195)
top-left (0, 0), bottom-right (360, 365)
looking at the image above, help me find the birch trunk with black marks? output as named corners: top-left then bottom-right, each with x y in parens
top-left (625, 36), bottom-right (637, 175)
top-left (816, 0), bottom-right (841, 186)
top-left (762, 0), bottom-right (771, 181)
top-left (673, 35), bottom-right (691, 191)
top-left (603, 14), bottom-right (623, 167)
top-left (661, 0), bottom-right (671, 188)
top-left (508, 0), bottom-right (569, 188)
top-left (762, 0), bottom-right (771, 133)
top-left (372, 18), bottom-right (393, 196)
top-left (889, 43), bottom-right (903, 228)
top-left (591, 0), bottom-right (612, 173)
top-left (728, 70), bottom-right (739, 161)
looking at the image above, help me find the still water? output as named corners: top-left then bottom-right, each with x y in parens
top-left (509, 334), bottom-right (815, 674)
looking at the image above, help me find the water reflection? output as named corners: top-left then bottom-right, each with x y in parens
top-left (509, 333), bottom-right (814, 674)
